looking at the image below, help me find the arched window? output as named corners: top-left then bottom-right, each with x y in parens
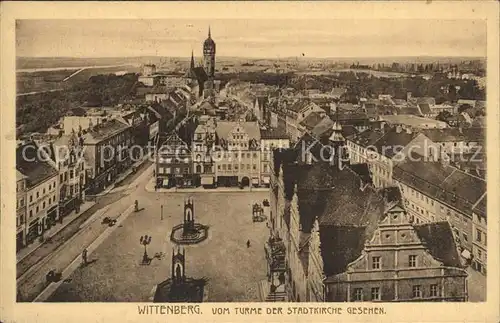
top-left (196, 165), bottom-right (202, 173)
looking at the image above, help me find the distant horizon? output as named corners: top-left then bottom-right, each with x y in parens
top-left (17, 19), bottom-right (487, 59)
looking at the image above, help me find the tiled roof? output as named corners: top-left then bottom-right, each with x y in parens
top-left (398, 106), bottom-right (423, 116)
top-left (349, 127), bottom-right (418, 158)
top-left (287, 99), bottom-right (311, 113)
top-left (82, 119), bottom-right (130, 144)
top-left (393, 160), bottom-right (486, 216)
top-left (420, 128), bottom-right (485, 143)
top-left (414, 222), bottom-right (463, 268)
top-left (416, 97), bottom-right (436, 106)
top-left (311, 117), bottom-right (335, 139)
top-left (16, 142), bottom-right (58, 188)
top-left (331, 87), bottom-right (347, 97)
top-left (260, 127), bottom-right (289, 140)
top-left (418, 103), bottom-right (432, 114)
top-left (299, 112), bottom-right (326, 131)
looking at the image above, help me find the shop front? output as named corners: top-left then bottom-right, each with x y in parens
top-left (16, 230), bottom-right (25, 251)
top-left (26, 219), bottom-right (39, 245)
top-left (200, 176), bottom-right (215, 189)
top-left (261, 175), bottom-right (271, 188)
top-left (217, 176), bottom-right (238, 187)
top-left (252, 177), bottom-right (260, 188)
top-left (47, 205), bottom-right (59, 228)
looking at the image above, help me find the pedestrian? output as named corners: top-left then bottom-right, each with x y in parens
top-left (246, 240), bottom-right (251, 248)
top-left (82, 248), bottom-right (88, 265)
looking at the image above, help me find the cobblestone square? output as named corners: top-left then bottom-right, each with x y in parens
top-left (48, 191), bottom-right (270, 302)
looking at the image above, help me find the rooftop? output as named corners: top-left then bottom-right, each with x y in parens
top-left (299, 111), bottom-right (326, 131)
top-left (216, 121), bottom-right (260, 141)
top-left (82, 119), bottom-right (130, 144)
top-left (260, 127), bottom-right (289, 140)
top-left (420, 127), bottom-right (485, 143)
top-left (393, 159), bottom-right (486, 217)
top-left (379, 115), bottom-right (448, 128)
top-left (16, 142), bottom-right (58, 188)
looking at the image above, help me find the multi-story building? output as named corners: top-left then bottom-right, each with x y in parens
top-left (268, 139), bottom-right (468, 303)
top-left (46, 131), bottom-right (86, 219)
top-left (81, 119), bottom-right (132, 194)
top-left (347, 125), bottom-right (443, 188)
top-left (214, 121), bottom-right (261, 187)
top-left (16, 141), bottom-right (59, 245)
top-left (16, 171), bottom-right (27, 251)
top-left (284, 99), bottom-right (325, 142)
top-left (156, 132), bottom-right (194, 188)
top-left (192, 118), bottom-right (217, 187)
top-left (420, 127), bottom-right (485, 155)
top-left (471, 195), bottom-right (487, 275)
top-left (260, 127), bottom-right (290, 187)
top-left (393, 158), bottom-right (487, 268)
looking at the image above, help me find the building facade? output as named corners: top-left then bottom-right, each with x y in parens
top-left (17, 141), bottom-right (60, 246)
top-left (156, 132), bottom-right (194, 188)
top-left (192, 119), bottom-right (217, 187)
top-left (82, 119), bottom-right (132, 194)
top-left (16, 171), bottom-right (27, 251)
top-left (214, 121), bottom-right (261, 187)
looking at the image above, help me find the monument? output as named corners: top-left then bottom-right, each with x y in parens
top-left (152, 247), bottom-right (207, 302)
top-left (170, 197), bottom-right (209, 245)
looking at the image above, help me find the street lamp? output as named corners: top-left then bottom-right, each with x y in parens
top-left (140, 235), bottom-right (152, 264)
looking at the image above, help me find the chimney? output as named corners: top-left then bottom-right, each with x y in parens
top-left (406, 127), bottom-right (412, 134)
top-left (396, 125), bottom-right (403, 133)
top-left (459, 127), bottom-right (463, 134)
top-left (407, 92), bottom-right (412, 101)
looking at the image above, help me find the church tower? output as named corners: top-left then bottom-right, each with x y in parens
top-left (203, 26), bottom-right (216, 79)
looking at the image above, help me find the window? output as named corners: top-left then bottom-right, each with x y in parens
top-left (372, 256), bottom-right (381, 269)
top-left (222, 164), bottom-right (226, 170)
top-left (36, 206), bottom-right (39, 213)
top-left (430, 284), bottom-right (438, 297)
top-left (228, 165), bottom-right (232, 171)
top-left (354, 288), bottom-right (363, 301)
top-left (235, 165), bottom-right (239, 170)
top-left (371, 287), bottom-right (380, 300)
top-left (263, 165), bottom-right (268, 172)
top-left (477, 249), bottom-right (482, 260)
top-left (253, 164), bottom-right (257, 170)
top-left (29, 210), bottom-right (33, 218)
top-left (217, 165), bottom-right (221, 170)
top-left (166, 168), bottom-right (171, 174)
top-left (476, 229), bottom-right (481, 242)
top-left (37, 192), bottom-right (39, 198)
top-left (70, 170), bottom-right (74, 179)
top-left (30, 195), bottom-right (33, 202)
top-left (463, 233), bottom-right (468, 242)
top-left (247, 164), bottom-right (251, 170)
top-left (412, 285), bottom-right (422, 298)
top-left (409, 255), bottom-right (417, 267)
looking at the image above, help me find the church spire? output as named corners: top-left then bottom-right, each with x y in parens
top-left (190, 50), bottom-right (195, 69)
top-left (208, 25), bottom-right (211, 38)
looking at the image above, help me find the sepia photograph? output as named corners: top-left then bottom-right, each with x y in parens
top-left (1, 1), bottom-right (499, 322)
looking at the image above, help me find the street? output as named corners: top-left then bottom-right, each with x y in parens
top-left (16, 163), bottom-right (154, 302)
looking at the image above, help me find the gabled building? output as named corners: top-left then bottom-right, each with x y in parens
top-left (269, 141), bottom-right (468, 302)
top-left (214, 121), bottom-right (261, 187)
top-left (156, 132), bottom-right (193, 188)
top-left (192, 119), bottom-right (217, 187)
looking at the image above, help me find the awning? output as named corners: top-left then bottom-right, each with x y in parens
top-left (461, 249), bottom-right (472, 260)
top-left (201, 177), bottom-right (214, 185)
top-left (162, 179), bottom-right (169, 187)
top-left (252, 177), bottom-right (260, 184)
top-left (262, 176), bottom-right (270, 184)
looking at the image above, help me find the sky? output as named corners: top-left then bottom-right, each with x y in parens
top-left (16, 19), bottom-right (487, 59)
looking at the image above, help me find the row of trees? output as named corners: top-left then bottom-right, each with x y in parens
top-left (16, 73), bottom-right (139, 135)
